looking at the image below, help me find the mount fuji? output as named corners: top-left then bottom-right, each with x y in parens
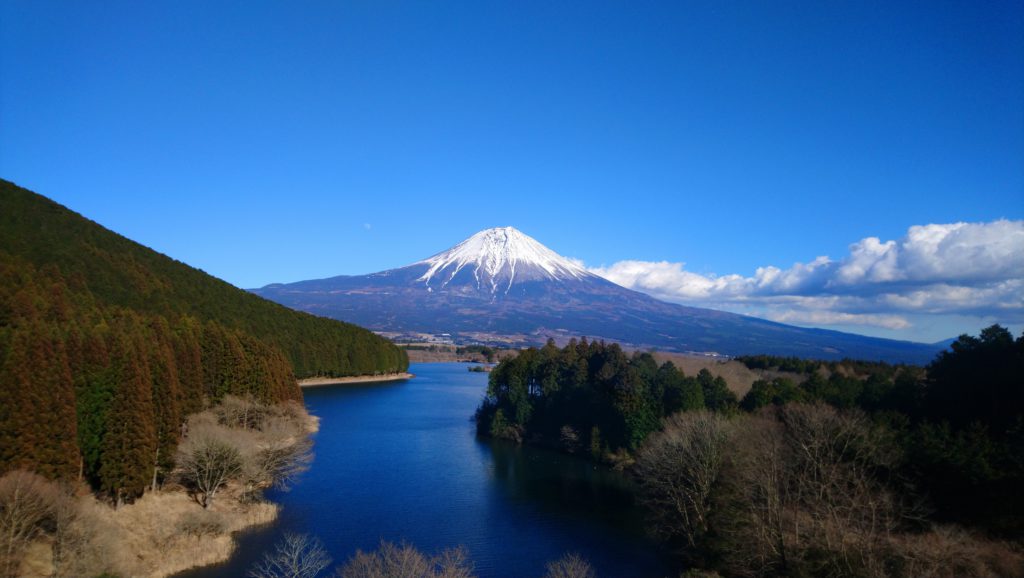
top-left (252, 227), bottom-right (942, 363)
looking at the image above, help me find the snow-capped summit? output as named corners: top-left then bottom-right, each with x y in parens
top-left (417, 227), bottom-right (591, 294)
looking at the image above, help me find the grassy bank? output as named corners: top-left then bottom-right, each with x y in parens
top-left (16, 482), bottom-right (280, 578)
top-left (298, 372), bottom-right (414, 387)
top-left (3, 397), bottom-right (318, 578)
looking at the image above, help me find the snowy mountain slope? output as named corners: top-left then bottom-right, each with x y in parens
top-left (252, 228), bottom-right (944, 363)
top-left (417, 227), bottom-right (590, 293)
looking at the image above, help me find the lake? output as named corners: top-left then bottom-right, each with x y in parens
top-left (177, 362), bottom-right (672, 577)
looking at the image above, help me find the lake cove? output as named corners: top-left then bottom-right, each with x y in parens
top-left (176, 362), bottom-right (671, 578)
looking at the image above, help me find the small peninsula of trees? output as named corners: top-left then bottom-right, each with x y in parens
top-left (479, 327), bottom-right (1024, 576)
top-left (476, 338), bottom-right (735, 456)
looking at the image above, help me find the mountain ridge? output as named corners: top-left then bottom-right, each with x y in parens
top-left (254, 227), bottom-right (943, 364)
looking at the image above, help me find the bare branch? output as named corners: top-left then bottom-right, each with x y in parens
top-left (249, 532), bottom-right (332, 578)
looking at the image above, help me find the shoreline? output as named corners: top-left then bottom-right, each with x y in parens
top-left (298, 372), bottom-right (415, 387)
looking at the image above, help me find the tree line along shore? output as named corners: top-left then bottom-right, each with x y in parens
top-left (478, 328), bottom-right (1024, 577)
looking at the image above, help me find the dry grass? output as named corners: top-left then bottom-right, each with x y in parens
top-left (888, 525), bottom-right (1024, 578)
top-left (17, 482), bottom-right (279, 578)
top-left (16, 541), bottom-right (52, 578)
top-left (298, 373), bottom-right (414, 388)
top-left (12, 397), bottom-right (317, 577)
top-left (42, 483), bottom-right (277, 578)
top-left (14, 394), bottom-right (320, 578)
top-left (652, 353), bottom-right (798, 398)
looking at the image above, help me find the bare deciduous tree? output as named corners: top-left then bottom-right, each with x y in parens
top-left (176, 435), bottom-right (243, 508)
top-left (0, 470), bottom-right (61, 578)
top-left (719, 403), bottom-right (905, 577)
top-left (543, 552), bottom-right (595, 578)
top-left (634, 410), bottom-right (733, 550)
top-left (216, 394), bottom-right (269, 431)
top-left (241, 414), bottom-right (314, 500)
top-left (181, 399), bottom-right (314, 505)
top-left (717, 413), bottom-right (792, 576)
top-left (337, 540), bottom-right (475, 578)
top-left (249, 532), bottom-right (332, 578)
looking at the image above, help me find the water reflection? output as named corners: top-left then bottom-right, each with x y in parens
top-left (486, 439), bottom-right (645, 533)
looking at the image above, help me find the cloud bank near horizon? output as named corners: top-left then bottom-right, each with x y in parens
top-left (588, 220), bottom-right (1024, 336)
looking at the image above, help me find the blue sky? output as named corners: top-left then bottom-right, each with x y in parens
top-left (2, 1), bottom-right (1021, 343)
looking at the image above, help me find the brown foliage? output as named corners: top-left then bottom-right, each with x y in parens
top-left (634, 411), bottom-right (732, 550)
top-left (636, 403), bottom-right (1023, 577)
top-left (717, 404), bottom-right (907, 576)
top-left (885, 525), bottom-right (1024, 578)
top-left (543, 552), bottom-right (595, 578)
top-left (0, 321), bottom-right (79, 481)
top-left (176, 396), bottom-right (313, 507)
top-left (337, 540), bottom-right (475, 578)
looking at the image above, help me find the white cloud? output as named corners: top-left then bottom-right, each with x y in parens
top-left (832, 221), bottom-right (1024, 287)
top-left (762, 310), bottom-right (912, 330)
top-left (589, 219), bottom-right (1024, 334)
top-left (588, 260), bottom-right (750, 300)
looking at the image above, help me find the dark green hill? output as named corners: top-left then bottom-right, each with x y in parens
top-left (0, 178), bottom-right (406, 500)
top-left (0, 179), bottom-right (407, 378)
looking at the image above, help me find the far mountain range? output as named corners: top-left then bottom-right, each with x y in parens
top-left (252, 227), bottom-right (945, 363)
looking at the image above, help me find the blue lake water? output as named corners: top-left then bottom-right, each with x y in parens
top-left (176, 362), bottom-right (672, 577)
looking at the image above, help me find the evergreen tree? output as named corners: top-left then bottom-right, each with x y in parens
top-left (172, 316), bottom-right (205, 415)
top-left (697, 369), bottom-right (737, 412)
top-left (925, 325), bottom-right (1023, 430)
top-left (0, 321), bottom-right (79, 480)
top-left (97, 324), bottom-right (158, 505)
top-left (146, 318), bottom-right (182, 490)
top-left (657, 362), bottom-right (704, 415)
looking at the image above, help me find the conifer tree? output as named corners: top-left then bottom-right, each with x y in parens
top-left (0, 321), bottom-right (78, 480)
top-left (146, 318), bottom-right (182, 490)
top-left (172, 316), bottom-right (205, 416)
top-left (98, 322), bottom-right (158, 505)
top-left (74, 324), bottom-right (114, 484)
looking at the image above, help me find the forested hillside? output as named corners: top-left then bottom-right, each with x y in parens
top-left (0, 179), bottom-right (406, 502)
top-left (0, 179), bottom-right (407, 378)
